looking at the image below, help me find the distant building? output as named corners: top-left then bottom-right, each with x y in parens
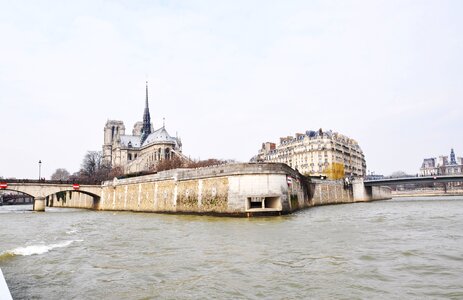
top-left (103, 82), bottom-right (184, 174)
top-left (365, 174), bottom-right (385, 181)
top-left (252, 129), bottom-right (366, 177)
top-left (420, 149), bottom-right (463, 176)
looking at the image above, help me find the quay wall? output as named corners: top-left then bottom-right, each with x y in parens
top-left (307, 180), bottom-right (392, 206)
top-left (392, 189), bottom-right (463, 198)
top-left (98, 163), bottom-right (307, 216)
top-left (309, 180), bottom-right (354, 206)
top-left (46, 163), bottom-right (392, 215)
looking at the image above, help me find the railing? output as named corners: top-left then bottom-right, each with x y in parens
top-left (364, 175), bottom-right (463, 186)
top-left (1, 179), bottom-right (102, 185)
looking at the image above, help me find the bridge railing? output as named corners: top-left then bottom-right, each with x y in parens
top-left (0, 179), bottom-right (102, 185)
top-left (364, 175), bottom-right (463, 186)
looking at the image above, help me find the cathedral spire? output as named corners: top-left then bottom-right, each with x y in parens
top-left (141, 81), bottom-right (152, 144)
top-left (145, 80), bottom-right (149, 109)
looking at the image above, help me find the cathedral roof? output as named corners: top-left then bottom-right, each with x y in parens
top-left (119, 127), bottom-right (180, 149)
top-left (120, 135), bottom-right (141, 148)
top-left (142, 127), bottom-right (178, 147)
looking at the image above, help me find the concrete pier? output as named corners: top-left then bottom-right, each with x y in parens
top-left (33, 197), bottom-right (46, 211)
top-left (353, 178), bottom-right (392, 202)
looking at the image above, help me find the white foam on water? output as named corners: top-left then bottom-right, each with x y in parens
top-left (5, 240), bottom-right (78, 257)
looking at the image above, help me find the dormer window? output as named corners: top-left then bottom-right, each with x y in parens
top-left (128, 141), bottom-right (132, 148)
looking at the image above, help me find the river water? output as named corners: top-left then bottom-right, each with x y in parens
top-left (1, 196), bottom-right (463, 299)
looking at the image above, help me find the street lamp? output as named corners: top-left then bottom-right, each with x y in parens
top-left (38, 160), bottom-right (42, 180)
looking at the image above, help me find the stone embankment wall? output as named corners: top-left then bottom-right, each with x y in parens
top-left (307, 179), bottom-right (392, 207)
top-left (46, 163), bottom-right (392, 215)
top-left (309, 180), bottom-right (354, 206)
top-left (392, 188), bottom-right (463, 197)
top-left (99, 163), bottom-right (308, 216)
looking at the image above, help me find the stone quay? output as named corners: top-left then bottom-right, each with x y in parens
top-left (46, 163), bottom-right (391, 216)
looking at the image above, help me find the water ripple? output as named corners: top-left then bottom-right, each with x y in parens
top-left (1, 197), bottom-right (463, 299)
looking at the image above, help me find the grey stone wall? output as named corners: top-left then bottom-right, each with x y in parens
top-left (45, 163), bottom-right (391, 215)
top-left (309, 179), bottom-right (354, 206)
top-left (99, 163), bottom-right (308, 215)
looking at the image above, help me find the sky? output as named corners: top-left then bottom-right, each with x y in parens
top-left (1, 0), bottom-right (462, 179)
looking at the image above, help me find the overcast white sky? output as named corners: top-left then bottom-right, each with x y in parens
top-left (1, 0), bottom-right (462, 179)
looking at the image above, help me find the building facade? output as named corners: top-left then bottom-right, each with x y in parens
top-left (252, 129), bottom-right (366, 177)
top-left (103, 82), bottom-right (183, 174)
top-left (420, 149), bottom-right (463, 176)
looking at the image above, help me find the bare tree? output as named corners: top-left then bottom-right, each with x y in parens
top-left (81, 151), bottom-right (102, 177)
top-left (154, 156), bottom-right (185, 172)
top-left (108, 166), bottom-right (124, 179)
top-left (151, 157), bottom-right (230, 173)
top-left (187, 158), bottom-right (228, 168)
top-left (78, 151), bottom-right (111, 181)
top-left (50, 168), bottom-right (70, 180)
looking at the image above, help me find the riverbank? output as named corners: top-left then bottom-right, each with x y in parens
top-left (49, 163), bottom-right (391, 216)
top-left (392, 189), bottom-right (463, 198)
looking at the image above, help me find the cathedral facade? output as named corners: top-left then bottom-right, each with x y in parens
top-left (103, 82), bottom-right (183, 174)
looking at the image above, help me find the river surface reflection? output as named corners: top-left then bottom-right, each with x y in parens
top-left (1, 196), bottom-right (463, 299)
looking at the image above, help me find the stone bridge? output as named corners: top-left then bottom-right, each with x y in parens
top-left (0, 181), bottom-right (101, 211)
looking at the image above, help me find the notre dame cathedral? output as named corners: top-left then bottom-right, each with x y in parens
top-left (103, 82), bottom-right (183, 174)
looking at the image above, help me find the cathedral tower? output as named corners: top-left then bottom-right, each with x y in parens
top-left (103, 120), bottom-right (126, 165)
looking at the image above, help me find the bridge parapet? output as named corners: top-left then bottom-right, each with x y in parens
top-left (365, 175), bottom-right (463, 186)
top-left (0, 182), bottom-right (102, 201)
top-left (2, 179), bottom-right (101, 185)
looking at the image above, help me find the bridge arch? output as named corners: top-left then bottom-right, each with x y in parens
top-left (0, 189), bottom-right (34, 206)
top-left (0, 188), bottom-right (35, 199)
top-left (43, 189), bottom-right (100, 200)
top-left (45, 189), bottom-right (101, 210)
top-left (1, 182), bottom-right (102, 211)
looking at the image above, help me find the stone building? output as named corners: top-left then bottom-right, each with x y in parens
top-left (252, 129), bottom-right (366, 177)
top-left (103, 82), bottom-right (183, 174)
top-left (420, 149), bottom-right (463, 176)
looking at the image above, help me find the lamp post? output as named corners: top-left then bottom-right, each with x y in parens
top-left (38, 160), bottom-right (42, 180)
